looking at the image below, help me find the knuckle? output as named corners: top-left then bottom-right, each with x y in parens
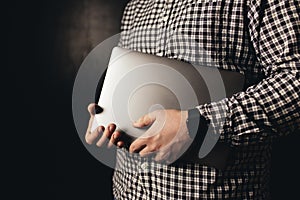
top-left (138, 117), bottom-right (144, 124)
top-left (85, 131), bottom-right (101, 145)
top-left (91, 130), bottom-right (99, 138)
top-left (85, 136), bottom-right (92, 144)
top-left (140, 152), bottom-right (147, 157)
top-left (130, 145), bottom-right (136, 152)
top-left (94, 132), bottom-right (100, 139)
top-left (95, 141), bottom-right (102, 147)
top-left (117, 141), bottom-right (123, 148)
top-left (87, 103), bottom-right (96, 114)
top-left (110, 136), bottom-right (116, 144)
top-left (149, 145), bottom-right (159, 152)
top-left (145, 116), bottom-right (151, 124)
top-left (130, 144), bottom-right (135, 150)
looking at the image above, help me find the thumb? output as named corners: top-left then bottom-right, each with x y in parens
top-left (133, 112), bottom-right (156, 128)
top-left (88, 103), bottom-right (103, 116)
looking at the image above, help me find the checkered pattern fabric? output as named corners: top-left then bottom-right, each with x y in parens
top-left (112, 0), bottom-right (300, 199)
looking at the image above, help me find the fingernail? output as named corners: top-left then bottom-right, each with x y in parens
top-left (95, 105), bottom-right (103, 114)
top-left (108, 125), bottom-right (114, 132)
top-left (98, 126), bottom-right (104, 133)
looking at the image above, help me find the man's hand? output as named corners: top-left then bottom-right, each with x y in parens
top-left (129, 109), bottom-right (193, 164)
top-left (85, 103), bottom-right (126, 148)
top-left (85, 104), bottom-right (193, 164)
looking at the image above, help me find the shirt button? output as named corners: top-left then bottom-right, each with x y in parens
top-left (138, 179), bottom-right (143, 184)
top-left (156, 51), bottom-right (164, 57)
top-left (141, 162), bottom-right (149, 170)
top-left (163, 16), bottom-right (168, 22)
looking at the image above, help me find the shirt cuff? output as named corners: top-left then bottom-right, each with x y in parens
top-left (196, 98), bottom-right (231, 143)
top-left (186, 108), bottom-right (210, 146)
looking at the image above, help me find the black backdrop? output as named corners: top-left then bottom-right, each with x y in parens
top-left (6, 0), bottom-right (299, 199)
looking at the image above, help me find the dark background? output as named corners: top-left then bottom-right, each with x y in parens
top-left (6, 0), bottom-right (299, 199)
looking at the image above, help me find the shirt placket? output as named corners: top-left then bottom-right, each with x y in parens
top-left (157, 0), bottom-right (173, 56)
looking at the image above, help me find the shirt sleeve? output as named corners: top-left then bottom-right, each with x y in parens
top-left (196, 0), bottom-right (300, 146)
top-left (118, 0), bottom-right (136, 48)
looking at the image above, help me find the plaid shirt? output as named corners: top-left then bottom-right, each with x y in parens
top-left (112, 0), bottom-right (300, 199)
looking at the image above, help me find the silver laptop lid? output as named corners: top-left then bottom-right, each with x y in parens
top-left (92, 47), bottom-right (245, 137)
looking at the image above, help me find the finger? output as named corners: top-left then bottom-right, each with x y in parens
top-left (87, 103), bottom-right (96, 116)
top-left (86, 107), bottom-right (96, 134)
top-left (133, 113), bottom-right (156, 128)
top-left (95, 127), bottom-right (110, 147)
top-left (117, 141), bottom-right (124, 148)
top-left (87, 103), bottom-right (103, 116)
top-left (87, 104), bottom-right (104, 135)
top-left (139, 146), bottom-right (156, 157)
top-left (85, 126), bottom-right (104, 145)
top-left (129, 138), bottom-right (148, 153)
top-left (85, 103), bottom-right (105, 146)
top-left (107, 131), bottom-right (122, 148)
top-left (96, 124), bottom-right (115, 147)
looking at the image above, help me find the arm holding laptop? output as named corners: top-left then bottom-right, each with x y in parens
top-left (84, 0), bottom-right (300, 163)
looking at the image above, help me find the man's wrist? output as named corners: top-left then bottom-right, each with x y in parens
top-left (186, 108), bottom-right (210, 140)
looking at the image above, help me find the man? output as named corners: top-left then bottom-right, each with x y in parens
top-left (85, 0), bottom-right (299, 199)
